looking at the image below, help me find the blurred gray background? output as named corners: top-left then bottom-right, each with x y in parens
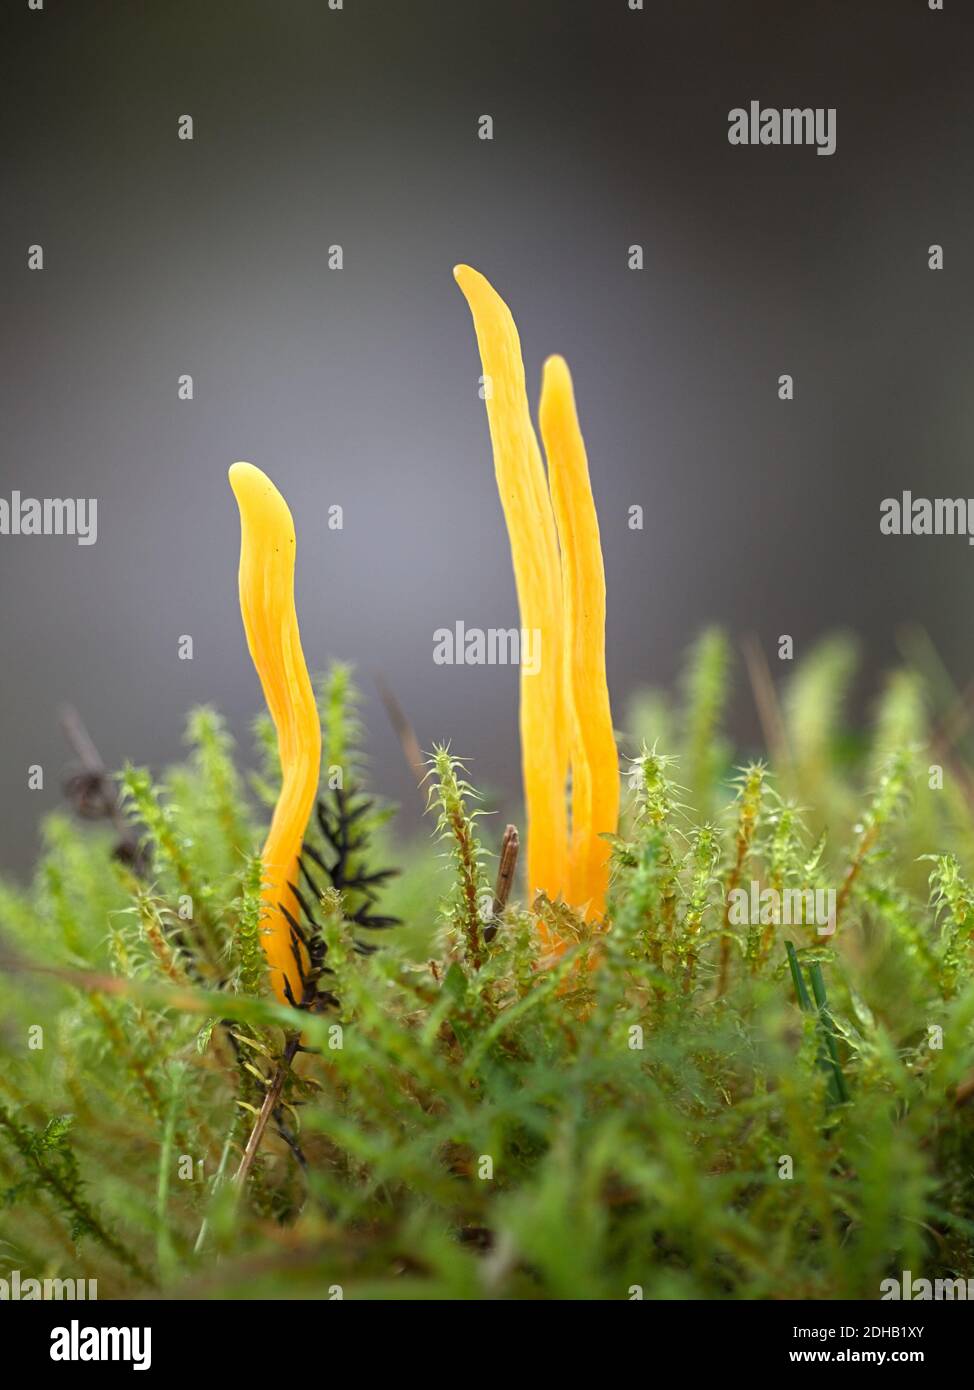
top-left (1, 0), bottom-right (973, 874)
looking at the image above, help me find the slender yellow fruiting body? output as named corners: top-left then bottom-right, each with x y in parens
top-left (453, 264), bottom-right (569, 902)
top-left (228, 462), bottom-right (321, 1005)
top-left (540, 356), bottom-right (619, 918)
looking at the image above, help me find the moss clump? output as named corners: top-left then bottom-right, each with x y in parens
top-left (1, 635), bottom-right (974, 1300)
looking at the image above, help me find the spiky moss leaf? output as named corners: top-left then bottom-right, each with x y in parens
top-left (231, 853), bottom-right (268, 997)
top-left (176, 706), bottom-right (255, 886)
top-left (427, 746), bottom-right (492, 972)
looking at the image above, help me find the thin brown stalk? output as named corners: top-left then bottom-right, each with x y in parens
top-left (233, 1032), bottom-right (301, 1189)
top-left (486, 824), bottom-right (519, 941)
top-left (375, 675), bottom-right (426, 788)
top-left (741, 635), bottom-right (791, 772)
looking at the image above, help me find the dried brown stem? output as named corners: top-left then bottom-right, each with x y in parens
top-left (485, 824), bottom-right (519, 942)
top-left (375, 675), bottom-right (426, 788)
top-left (233, 1032), bottom-right (301, 1190)
top-left (741, 635), bottom-right (791, 772)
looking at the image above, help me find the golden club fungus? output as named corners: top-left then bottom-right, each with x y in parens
top-left (453, 264), bottom-right (570, 905)
top-left (229, 461), bottom-right (321, 1004)
top-left (229, 269), bottom-right (617, 978)
top-left (540, 354), bottom-right (619, 919)
top-left (454, 266), bottom-right (619, 921)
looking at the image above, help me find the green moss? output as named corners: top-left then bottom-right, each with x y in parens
top-left (1, 641), bottom-right (973, 1300)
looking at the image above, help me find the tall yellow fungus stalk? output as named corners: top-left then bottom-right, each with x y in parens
top-left (228, 461), bottom-right (321, 1004)
top-left (453, 265), bottom-right (569, 904)
top-left (454, 267), bottom-right (618, 921)
top-left (540, 355), bottom-right (619, 919)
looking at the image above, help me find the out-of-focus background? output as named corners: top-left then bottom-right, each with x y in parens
top-left (1, 0), bottom-right (972, 874)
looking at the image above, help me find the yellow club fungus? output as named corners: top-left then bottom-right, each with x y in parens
top-left (228, 461), bottom-right (321, 1005)
top-left (453, 264), bottom-right (569, 904)
top-left (454, 266), bottom-right (618, 922)
top-left (540, 355), bottom-right (619, 920)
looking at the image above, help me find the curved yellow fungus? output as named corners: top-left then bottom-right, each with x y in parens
top-left (453, 264), bottom-right (569, 903)
top-left (540, 355), bottom-right (619, 919)
top-left (228, 461), bottom-right (321, 1005)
